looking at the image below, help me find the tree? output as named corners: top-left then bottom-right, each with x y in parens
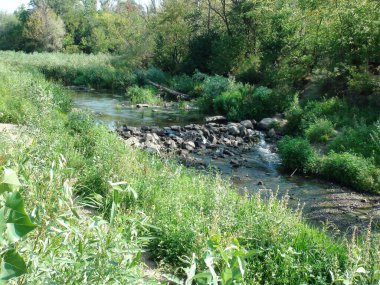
top-left (23, 6), bottom-right (66, 52)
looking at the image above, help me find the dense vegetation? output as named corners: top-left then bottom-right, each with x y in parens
top-left (1, 54), bottom-right (380, 285)
top-left (1, 0), bottom-right (380, 283)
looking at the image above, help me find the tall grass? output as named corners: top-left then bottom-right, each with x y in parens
top-left (0, 63), bottom-right (379, 284)
top-left (0, 51), bottom-right (136, 90)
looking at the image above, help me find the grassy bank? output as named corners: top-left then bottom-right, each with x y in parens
top-left (1, 60), bottom-right (380, 283)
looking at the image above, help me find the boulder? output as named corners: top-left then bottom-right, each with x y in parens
top-left (240, 120), bottom-right (254, 129)
top-left (227, 124), bottom-right (240, 135)
top-left (258, 118), bottom-right (278, 131)
top-left (183, 141), bottom-right (196, 151)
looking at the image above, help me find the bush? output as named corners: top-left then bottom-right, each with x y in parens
top-left (243, 86), bottom-right (290, 120)
top-left (196, 75), bottom-right (231, 113)
top-left (284, 95), bottom-right (303, 134)
top-left (305, 119), bottom-right (335, 143)
top-left (213, 88), bottom-right (243, 121)
top-left (126, 85), bottom-right (161, 105)
top-left (348, 68), bottom-right (379, 98)
top-left (328, 124), bottom-right (380, 166)
top-left (320, 152), bottom-right (380, 193)
top-left (145, 66), bottom-right (169, 84)
top-left (278, 136), bottom-right (318, 173)
top-left (171, 74), bottom-right (195, 94)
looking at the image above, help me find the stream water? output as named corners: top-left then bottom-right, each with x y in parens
top-left (73, 90), bottom-right (380, 234)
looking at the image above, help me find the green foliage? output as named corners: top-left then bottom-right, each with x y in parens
top-left (0, 51), bottom-right (137, 90)
top-left (185, 236), bottom-right (251, 284)
top-left (22, 6), bottom-right (66, 52)
top-left (244, 86), bottom-right (289, 120)
top-left (0, 168), bottom-right (36, 281)
top-left (66, 110), bottom-right (95, 134)
top-left (145, 67), bottom-right (169, 85)
top-left (171, 74), bottom-right (195, 94)
top-left (305, 119), bottom-right (335, 143)
top-left (213, 87), bottom-right (243, 121)
top-left (1, 33), bottom-right (380, 284)
top-left (196, 75), bottom-right (231, 113)
top-left (328, 123), bottom-right (380, 166)
top-left (278, 136), bottom-right (317, 173)
top-left (321, 152), bottom-right (380, 193)
top-left (126, 85), bottom-right (162, 105)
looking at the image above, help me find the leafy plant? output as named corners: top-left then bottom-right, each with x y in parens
top-left (320, 152), bottom-right (380, 193)
top-left (126, 85), bottom-right (162, 105)
top-left (185, 236), bottom-right (256, 285)
top-left (0, 168), bottom-right (37, 282)
top-left (278, 136), bottom-right (318, 173)
top-left (305, 119), bottom-right (335, 143)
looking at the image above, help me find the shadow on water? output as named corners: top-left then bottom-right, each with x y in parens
top-left (73, 90), bottom-right (380, 234)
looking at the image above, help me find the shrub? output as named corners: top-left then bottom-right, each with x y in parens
top-left (305, 119), bottom-right (335, 143)
top-left (145, 66), bottom-right (169, 84)
top-left (171, 74), bottom-right (195, 94)
top-left (284, 95), bottom-right (303, 134)
top-left (348, 68), bottom-right (379, 97)
top-left (196, 75), bottom-right (231, 113)
top-left (328, 124), bottom-right (380, 166)
top-left (243, 87), bottom-right (290, 120)
top-left (278, 136), bottom-right (318, 173)
top-left (320, 152), bottom-right (380, 193)
top-left (126, 85), bottom-right (161, 105)
top-left (213, 88), bottom-right (243, 121)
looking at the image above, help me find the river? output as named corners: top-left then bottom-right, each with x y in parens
top-left (73, 90), bottom-right (380, 234)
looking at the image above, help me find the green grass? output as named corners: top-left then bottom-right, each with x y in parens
top-left (1, 59), bottom-right (380, 283)
top-left (0, 51), bottom-right (137, 90)
top-left (126, 85), bottom-right (162, 105)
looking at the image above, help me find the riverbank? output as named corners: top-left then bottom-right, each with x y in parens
top-left (2, 51), bottom-right (379, 195)
top-left (1, 59), bottom-right (380, 284)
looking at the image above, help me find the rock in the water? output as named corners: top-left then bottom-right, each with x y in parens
top-left (136, 104), bottom-right (149, 108)
top-left (171, 125), bottom-right (181, 132)
top-left (205, 116), bottom-right (227, 123)
top-left (258, 118), bottom-right (278, 130)
top-left (183, 141), bottom-right (196, 151)
top-left (268, 128), bottom-right (276, 138)
top-left (228, 124), bottom-right (240, 135)
top-left (240, 120), bottom-right (254, 129)
top-left (230, 159), bottom-right (241, 167)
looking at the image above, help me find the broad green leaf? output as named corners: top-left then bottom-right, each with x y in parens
top-left (0, 249), bottom-right (27, 281)
top-left (0, 169), bottom-right (21, 194)
top-left (3, 192), bottom-right (37, 242)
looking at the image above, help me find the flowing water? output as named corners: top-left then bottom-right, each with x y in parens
top-left (73, 90), bottom-right (380, 233)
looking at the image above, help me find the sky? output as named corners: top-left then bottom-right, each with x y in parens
top-left (0, 0), bottom-right (152, 13)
